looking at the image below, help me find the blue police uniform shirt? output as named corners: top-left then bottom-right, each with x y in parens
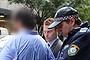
top-left (0, 30), bottom-right (55, 60)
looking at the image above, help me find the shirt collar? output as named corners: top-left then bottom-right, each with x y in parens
top-left (47, 37), bottom-right (58, 47)
top-left (63, 37), bottom-right (67, 41)
top-left (19, 29), bottom-right (38, 35)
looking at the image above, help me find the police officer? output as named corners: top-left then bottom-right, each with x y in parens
top-left (48, 7), bottom-right (90, 60)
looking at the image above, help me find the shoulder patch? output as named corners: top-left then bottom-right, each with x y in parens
top-left (68, 44), bottom-right (80, 56)
top-left (79, 28), bottom-right (88, 32)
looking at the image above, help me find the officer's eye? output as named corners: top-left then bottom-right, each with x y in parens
top-left (48, 30), bottom-right (53, 33)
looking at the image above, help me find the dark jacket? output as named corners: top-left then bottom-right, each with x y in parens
top-left (57, 26), bottom-right (90, 60)
top-left (50, 38), bottom-right (63, 58)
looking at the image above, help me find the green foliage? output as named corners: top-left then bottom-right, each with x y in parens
top-left (8, 0), bottom-right (90, 35)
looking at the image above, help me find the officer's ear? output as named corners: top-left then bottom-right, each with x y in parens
top-left (69, 17), bottom-right (75, 26)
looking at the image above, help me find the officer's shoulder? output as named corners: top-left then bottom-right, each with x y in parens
top-left (74, 27), bottom-right (89, 37)
top-left (79, 27), bottom-right (88, 32)
top-left (79, 27), bottom-right (90, 35)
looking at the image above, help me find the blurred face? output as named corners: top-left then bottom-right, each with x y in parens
top-left (43, 25), bottom-right (57, 42)
top-left (11, 19), bottom-right (23, 32)
top-left (57, 19), bottom-right (75, 37)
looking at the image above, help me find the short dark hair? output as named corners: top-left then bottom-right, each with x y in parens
top-left (75, 17), bottom-right (82, 25)
top-left (12, 8), bottom-right (36, 29)
top-left (65, 16), bottom-right (82, 25)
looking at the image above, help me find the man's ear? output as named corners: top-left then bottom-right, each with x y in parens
top-left (56, 28), bottom-right (58, 31)
top-left (69, 17), bottom-right (75, 26)
top-left (55, 28), bottom-right (59, 34)
top-left (54, 27), bottom-right (58, 32)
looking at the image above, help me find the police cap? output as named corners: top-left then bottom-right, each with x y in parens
top-left (48, 7), bottom-right (78, 29)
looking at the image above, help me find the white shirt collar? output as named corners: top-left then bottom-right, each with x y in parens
top-left (63, 37), bottom-right (67, 41)
top-left (47, 37), bottom-right (58, 47)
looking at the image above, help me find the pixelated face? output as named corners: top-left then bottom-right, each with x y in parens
top-left (11, 19), bottom-right (23, 32)
top-left (43, 25), bottom-right (57, 42)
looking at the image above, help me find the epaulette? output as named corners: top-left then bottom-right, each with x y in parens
top-left (79, 27), bottom-right (88, 32)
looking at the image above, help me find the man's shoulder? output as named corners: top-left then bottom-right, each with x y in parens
top-left (74, 27), bottom-right (89, 37)
top-left (72, 27), bottom-right (90, 44)
top-left (79, 27), bottom-right (89, 33)
top-left (51, 38), bottom-right (62, 58)
top-left (52, 38), bottom-right (63, 50)
top-left (57, 39), bottom-right (63, 46)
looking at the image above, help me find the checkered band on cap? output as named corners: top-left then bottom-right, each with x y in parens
top-left (54, 14), bottom-right (79, 22)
